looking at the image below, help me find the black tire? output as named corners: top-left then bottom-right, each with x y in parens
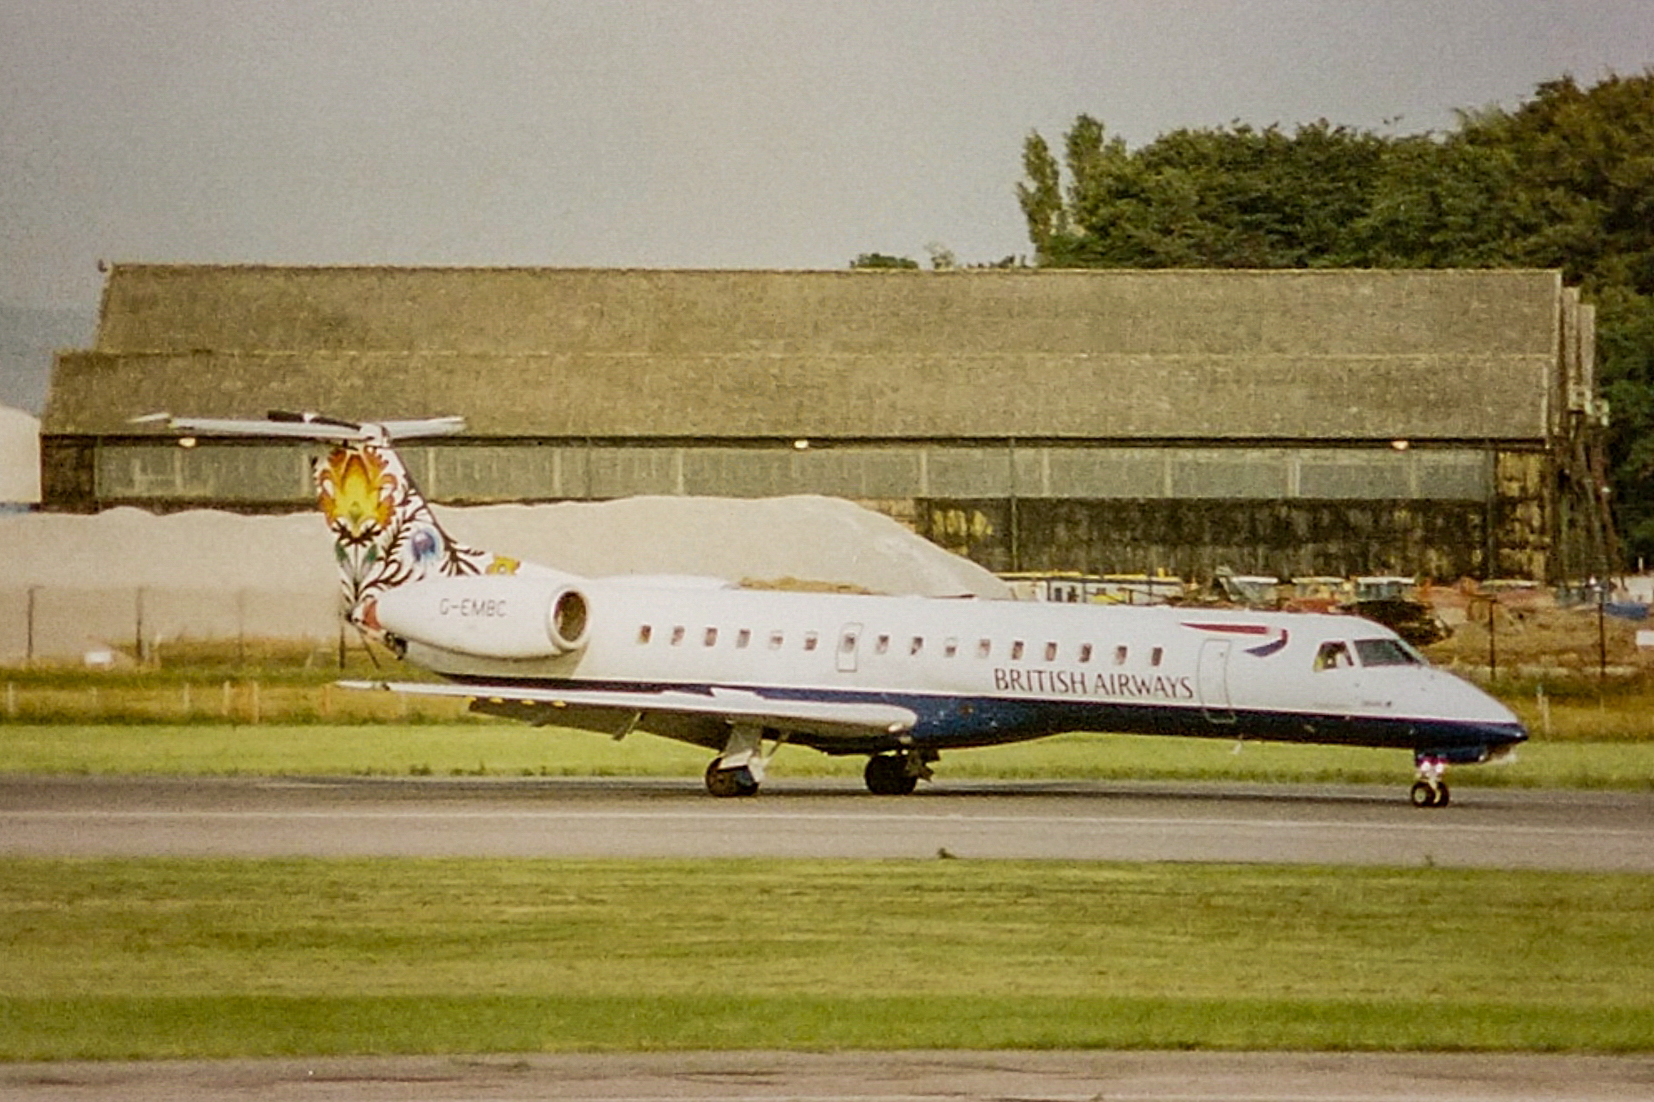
top-left (1409, 780), bottom-right (1437, 809)
top-left (1435, 781), bottom-right (1451, 808)
top-left (705, 761), bottom-right (760, 798)
top-left (864, 754), bottom-right (918, 796)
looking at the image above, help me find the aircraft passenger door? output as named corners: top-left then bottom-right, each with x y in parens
top-left (836, 623), bottom-right (863, 674)
top-left (1197, 639), bottom-right (1236, 724)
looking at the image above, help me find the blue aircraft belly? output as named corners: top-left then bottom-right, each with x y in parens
top-left (445, 675), bottom-right (1525, 758)
top-left (762, 686), bottom-right (1528, 756)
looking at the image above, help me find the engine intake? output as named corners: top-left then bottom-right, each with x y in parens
top-left (373, 575), bottom-right (592, 660)
top-left (548, 586), bottom-right (589, 653)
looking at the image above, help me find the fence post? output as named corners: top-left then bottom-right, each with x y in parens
top-left (25, 586), bottom-right (37, 668)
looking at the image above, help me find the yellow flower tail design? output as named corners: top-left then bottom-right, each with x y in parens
top-left (320, 447), bottom-right (396, 541)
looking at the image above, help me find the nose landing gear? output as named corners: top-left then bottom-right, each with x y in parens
top-left (1409, 754), bottom-right (1451, 808)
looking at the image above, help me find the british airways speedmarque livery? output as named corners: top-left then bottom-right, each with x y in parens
top-left (166, 413), bottom-right (1526, 806)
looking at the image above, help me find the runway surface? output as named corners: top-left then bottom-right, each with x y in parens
top-left (4, 1050), bottom-right (1654, 1102)
top-left (2, 775), bottom-right (1651, 870)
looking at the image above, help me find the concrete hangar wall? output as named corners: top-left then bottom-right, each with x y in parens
top-left (43, 265), bottom-right (1596, 582)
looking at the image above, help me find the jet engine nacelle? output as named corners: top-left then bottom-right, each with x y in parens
top-left (373, 575), bottom-right (590, 660)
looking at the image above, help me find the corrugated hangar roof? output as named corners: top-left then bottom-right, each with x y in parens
top-left (49, 266), bottom-right (1564, 442)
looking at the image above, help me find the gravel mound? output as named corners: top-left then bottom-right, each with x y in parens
top-left (0, 497), bottom-right (1006, 660)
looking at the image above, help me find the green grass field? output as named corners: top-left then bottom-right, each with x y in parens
top-left (1, 723), bottom-right (1651, 790)
top-left (1, 859), bottom-right (1649, 1059)
top-left (9, 644), bottom-right (1654, 745)
top-left (3, 652), bottom-right (1651, 1061)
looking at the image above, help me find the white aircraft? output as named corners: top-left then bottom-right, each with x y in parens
top-left (166, 412), bottom-right (1526, 806)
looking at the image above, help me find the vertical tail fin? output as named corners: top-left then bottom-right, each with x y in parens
top-left (163, 413), bottom-right (521, 632)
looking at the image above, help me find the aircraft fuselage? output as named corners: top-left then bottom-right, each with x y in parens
top-left (390, 577), bottom-right (1524, 763)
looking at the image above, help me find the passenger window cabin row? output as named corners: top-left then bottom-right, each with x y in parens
top-left (634, 624), bottom-right (1164, 666)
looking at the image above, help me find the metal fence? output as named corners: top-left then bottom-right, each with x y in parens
top-left (0, 586), bottom-right (341, 666)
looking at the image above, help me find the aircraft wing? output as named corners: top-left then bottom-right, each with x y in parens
top-left (340, 680), bottom-right (917, 739)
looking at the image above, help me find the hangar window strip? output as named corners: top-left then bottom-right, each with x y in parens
top-left (84, 442), bottom-right (1499, 508)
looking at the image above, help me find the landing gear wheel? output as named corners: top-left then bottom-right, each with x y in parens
top-left (1410, 754), bottom-right (1452, 809)
top-left (1409, 780), bottom-right (1451, 808)
top-left (705, 760), bottom-right (759, 798)
top-left (864, 753), bottom-right (918, 796)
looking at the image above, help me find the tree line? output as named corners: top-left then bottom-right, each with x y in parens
top-left (1015, 72), bottom-right (1654, 569)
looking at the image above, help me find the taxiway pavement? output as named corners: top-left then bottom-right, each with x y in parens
top-left (2, 775), bottom-right (1650, 870)
top-left (4, 1050), bottom-right (1654, 1102)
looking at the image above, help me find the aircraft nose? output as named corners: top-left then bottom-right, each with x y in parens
top-left (1438, 671), bottom-right (1527, 746)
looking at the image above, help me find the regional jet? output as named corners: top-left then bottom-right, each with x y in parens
top-left (163, 413), bottom-right (1526, 806)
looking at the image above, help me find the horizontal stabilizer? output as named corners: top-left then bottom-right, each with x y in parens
top-left (138, 413), bottom-right (466, 442)
top-left (339, 680), bottom-right (917, 738)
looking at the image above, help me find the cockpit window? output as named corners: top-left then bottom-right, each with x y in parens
top-left (1313, 641), bottom-right (1352, 672)
top-left (1354, 638), bottom-right (1425, 667)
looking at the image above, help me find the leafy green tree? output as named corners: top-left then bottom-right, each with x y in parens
top-left (849, 253), bottom-right (919, 270)
top-left (1015, 130), bottom-right (1067, 261)
top-left (1017, 71), bottom-right (1654, 568)
top-left (1337, 137), bottom-right (1521, 267)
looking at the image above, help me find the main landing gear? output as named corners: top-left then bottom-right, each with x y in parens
top-left (705, 758), bottom-right (760, 798)
top-left (1410, 754), bottom-right (1451, 809)
top-left (864, 749), bottom-right (935, 796)
top-left (703, 725), bottom-right (941, 798)
top-left (704, 724), bottom-right (781, 798)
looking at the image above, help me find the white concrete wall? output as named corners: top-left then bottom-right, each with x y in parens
top-left (0, 405), bottom-right (40, 505)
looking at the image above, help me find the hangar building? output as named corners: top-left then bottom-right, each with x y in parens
top-left (42, 265), bottom-right (1606, 582)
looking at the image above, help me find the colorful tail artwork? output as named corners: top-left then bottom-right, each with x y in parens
top-left (163, 412), bottom-right (522, 636)
top-left (315, 431), bottom-right (523, 634)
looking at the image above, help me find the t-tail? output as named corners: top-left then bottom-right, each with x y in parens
top-left (160, 412), bottom-right (525, 637)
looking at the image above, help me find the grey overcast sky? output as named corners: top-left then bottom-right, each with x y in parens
top-left (1, 0), bottom-right (1650, 311)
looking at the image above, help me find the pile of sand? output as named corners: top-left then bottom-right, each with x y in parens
top-left (0, 497), bottom-right (1008, 660)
